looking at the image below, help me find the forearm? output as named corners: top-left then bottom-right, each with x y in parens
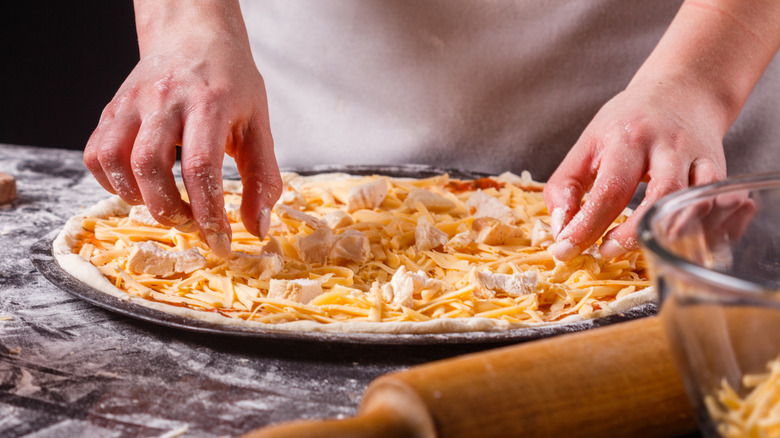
top-left (630, 0), bottom-right (780, 135)
top-left (133, 0), bottom-right (251, 57)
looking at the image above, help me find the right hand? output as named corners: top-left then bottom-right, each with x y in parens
top-left (83, 0), bottom-right (281, 258)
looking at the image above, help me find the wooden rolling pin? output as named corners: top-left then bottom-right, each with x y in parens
top-left (244, 316), bottom-right (696, 438)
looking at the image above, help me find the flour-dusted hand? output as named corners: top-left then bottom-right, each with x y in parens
top-left (544, 81), bottom-right (727, 261)
top-left (545, 0), bottom-right (780, 261)
top-left (83, 0), bottom-right (281, 258)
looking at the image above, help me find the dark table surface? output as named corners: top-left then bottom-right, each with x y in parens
top-left (0, 144), bottom-right (527, 438)
top-left (0, 144), bottom-right (703, 438)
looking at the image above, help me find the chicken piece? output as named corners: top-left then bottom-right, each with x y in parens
top-left (279, 186), bottom-right (308, 210)
top-left (268, 279), bottom-right (323, 304)
top-left (465, 190), bottom-right (517, 224)
top-left (128, 205), bottom-right (160, 227)
top-left (127, 242), bottom-right (207, 277)
top-left (471, 217), bottom-right (523, 246)
top-left (404, 188), bottom-right (455, 213)
top-left (381, 266), bottom-right (441, 308)
top-left (274, 204), bottom-right (324, 229)
top-left (495, 170), bottom-right (545, 191)
top-left (329, 229), bottom-right (371, 264)
top-left (169, 248), bottom-right (208, 274)
top-left (347, 177), bottom-right (389, 212)
top-left (445, 230), bottom-right (475, 253)
top-left (546, 249), bottom-right (601, 282)
top-left (322, 210), bottom-right (354, 229)
top-left (531, 219), bottom-right (554, 248)
top-left (260, 236), bottom-right (284, 257)
top-left (228, 252), bottom-right (284, 280)
top-left (415, 217), bottom-right (448, 252)
top-left (294, 227), bottom-right (334, 265)
top-left (475, 270), bottom-right (539, 299)
top-left (127, 242), bottom-right (174, 276)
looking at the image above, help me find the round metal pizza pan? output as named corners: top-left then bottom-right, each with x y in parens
top-left (30, 165), bottom-right (658, 346)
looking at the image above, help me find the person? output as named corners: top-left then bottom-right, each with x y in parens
top-left (83, 0), bottom-right (780, 261)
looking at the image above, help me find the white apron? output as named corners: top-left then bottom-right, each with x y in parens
top-left (240, 0), bottom-right (780, 179)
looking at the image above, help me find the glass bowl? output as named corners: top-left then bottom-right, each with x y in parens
top-left (640, 173), bottom-right (780, 438)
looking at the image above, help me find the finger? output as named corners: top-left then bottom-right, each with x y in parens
top-left (555, 145), bottom-right (647, 260)
top-left (600, 153), bottom-right (689, 259)
top-left (689, 157), bottom-right (726, 187)
top-left (181, 111), bottom-right (232, 258)
top-left (235, 118), bottom-right (282, 239)
top-left (84, 125), bottom-right (115, 194)
top-left (130, 111), bottom-right (195, 231)
top-left (85, 98), bottom-right (140, 196)
top-left (544, 135), bottom-right (599, 240)
top-left (94, 107), bottom-right (144, 205)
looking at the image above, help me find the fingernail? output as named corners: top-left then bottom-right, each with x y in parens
top-left (258, 206), bottom-right (271, 238)
top-left (175, 220), bottom-right (197, 233)
top-left (206, 233), bottom-right (232, 258)
top-left (599, 239), bottom-right (628, 259)
top-left (551, 208), bottom-right (565, 239)
top-left (554, 240), bottom-right (580, 261)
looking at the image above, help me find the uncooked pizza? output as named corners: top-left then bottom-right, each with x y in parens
top-left (53, 171), bottom-right (654, 333)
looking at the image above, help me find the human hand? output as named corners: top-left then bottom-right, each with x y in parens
top-left (83, 0), bottom-right (281, 258)
top-left (544, 0), bottom-right (780, 262)
top-left (544, 79), bottom-right (728, 261)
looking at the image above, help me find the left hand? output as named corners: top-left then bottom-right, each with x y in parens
top-left (544, 78), bottom-right (728, 261)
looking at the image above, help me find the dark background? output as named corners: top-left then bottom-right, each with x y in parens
top-left (0, 1), bottom-right (139, 150)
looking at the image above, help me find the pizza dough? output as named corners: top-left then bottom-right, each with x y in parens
top-left (53, 171), bottom-right (656, 334)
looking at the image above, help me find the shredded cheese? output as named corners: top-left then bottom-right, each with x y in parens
top-left (706, 355), bottom-right (780, 438)
top-left (69, 172), bottom-right (650, 327)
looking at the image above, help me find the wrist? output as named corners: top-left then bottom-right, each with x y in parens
top-left (629, 0), bottom-right (780, 136)
top-left (133, 0), bottom-right (250, 58)
top-left (626, 68), bottom-right (736, 140)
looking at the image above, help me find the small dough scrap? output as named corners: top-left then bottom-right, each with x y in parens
top-left (347, 177), bottom-right (389, 212)
top-left (0, 172), bottom-right (16, 205)
top-left (415, 218), bottom-right (448, 252)
top-left (322, 210), bottom-right (354, 229)
top-left (475, 270), bottom-right (538, 299)
top-left (268, 279), bottom-right (323, 304)
top-left (329, 229), bottom-right (371, 264)
top-left (465, 190), bottom-right (517, 224)
top-left (404, 188), bottom-right (455, 212)
top-left (294, 227), bottom-right (334, 265)
top-left (472, 217), bottom-right (523, 246)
